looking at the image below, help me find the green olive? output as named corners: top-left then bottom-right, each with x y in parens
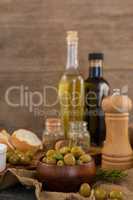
top-left (59, 146), bottom-right (71, 155)
top-left (64, 153), bottom-right (76, 166)
top-left (53, 152), bottom-right (64, 161)
top-left (71, 146), bottom-right (85, 158)
top-left (14, 149), bottom-right (20, 154)
top-left (15, 151), bottom-right (24, 160)
top-left (94, 188), bottom-right (107, 200)
top-left (46, 149), bottom-right (56, 157)
top-left (20, 155), bottom-right (31, 165)
top-left (57, 160), bottom-right (64, 166)
top-left (46, 157), bottom-right (56, 165)
top-left (79, 183), bottom-right (91, 197)
top-left (6, 151), bottom-right (14, 162)
top-left (109, 191), bottom-right (123, 199)
top-left (8, 154), bottom-right (20, 165)
top-left (77, 159), bottom-right (83, 165)
top-left (80, 154), bottom-right (92, 163)
top-left (26, 151), bottom-right (34, 160)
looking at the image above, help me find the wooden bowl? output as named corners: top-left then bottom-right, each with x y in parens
top-left (37, 159), bottom-right (96, 192)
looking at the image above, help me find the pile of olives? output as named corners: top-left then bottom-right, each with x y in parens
top-left (7, 150), bottom-right (34, 165)
top-left (79, 183), bottom-right (123, 200)
top-left (42, 146), bottom-right (92, 166)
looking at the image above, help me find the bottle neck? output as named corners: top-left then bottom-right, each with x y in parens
top-left (89, 60), bottom-right (103, 78)
top-left (112, 89), bottom-right (121, 96)
top-left (66, 41), bottom-right (78, 70)
top-left (45, 118), bottom-right (62, 133)
top-left (46, 125), bottom-right (62, 133)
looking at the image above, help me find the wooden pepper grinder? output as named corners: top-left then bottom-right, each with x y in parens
top-left (102, 89), bottom-right (133, 170)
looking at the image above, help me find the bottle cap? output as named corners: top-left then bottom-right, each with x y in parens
top-left (0, 144), bottom-right (7, 154)
top-left (46, 118), bottom-right (61, 127)
top-left (89, 53), bottom-right (104, 60)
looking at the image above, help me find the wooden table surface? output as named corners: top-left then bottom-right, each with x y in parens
top-left (0, 184), bottom-right (36, 200)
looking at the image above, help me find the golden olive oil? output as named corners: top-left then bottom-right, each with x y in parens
top-left (58, 31), bottom-right (84, 138)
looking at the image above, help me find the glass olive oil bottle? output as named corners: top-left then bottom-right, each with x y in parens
top-left (85, 53), bottom-right (110, 146)
top-left (58, 31), bottom-right (84, 138)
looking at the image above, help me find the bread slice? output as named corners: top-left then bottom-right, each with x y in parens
top-left (0, 129), bottom-right (14, 150)
top-left (11, 129), bottom-right (42, 152)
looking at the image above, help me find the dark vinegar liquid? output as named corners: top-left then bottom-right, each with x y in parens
top-left (85, 66), bottom-right (110, 146)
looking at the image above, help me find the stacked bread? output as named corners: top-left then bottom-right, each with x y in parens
top-left (0, 129), bottom-right (42, 152)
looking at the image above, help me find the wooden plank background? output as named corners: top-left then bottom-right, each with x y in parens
top-left (0, 0), bottom-right (133, 136)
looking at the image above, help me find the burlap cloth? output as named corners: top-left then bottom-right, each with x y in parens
top-left (0, 168), bottom-right (133, 200)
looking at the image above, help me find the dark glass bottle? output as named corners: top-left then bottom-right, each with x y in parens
top-left (84, 53), bottom-right (110, 146)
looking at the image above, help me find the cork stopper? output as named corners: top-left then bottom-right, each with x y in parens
top-left (102, 90), bottom-right (132, 113)
top-left (46, 118), bottom-right (61, 127)
top-left (67, 31), bottom-right (78, 42)
top-left (45, 118), bottom-right (61, 133)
